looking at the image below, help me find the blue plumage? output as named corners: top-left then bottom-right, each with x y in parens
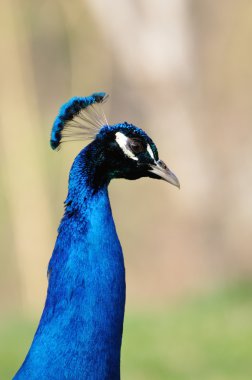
top-left (14, 93), bottom-right (179, 380)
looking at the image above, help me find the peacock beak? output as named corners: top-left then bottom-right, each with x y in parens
top-left (149, 160), bottom-right (180, 188)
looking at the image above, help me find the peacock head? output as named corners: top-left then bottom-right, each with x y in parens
top-left (50, 92), bottom-right (180, 188)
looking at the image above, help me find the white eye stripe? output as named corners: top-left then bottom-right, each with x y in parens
top-left (147, 144), bottom-right (154, 160)
top-left (115, 132), bottom-right (138, 161)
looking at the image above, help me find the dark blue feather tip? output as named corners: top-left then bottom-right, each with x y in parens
top-left (50, 92), bottom-right (108, 150)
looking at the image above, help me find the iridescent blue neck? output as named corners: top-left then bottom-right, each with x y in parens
top-left (14, 145), bottom-right (126, 380)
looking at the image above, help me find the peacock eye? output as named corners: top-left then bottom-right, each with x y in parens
top-left (128, 139), bottom-right (145, 154)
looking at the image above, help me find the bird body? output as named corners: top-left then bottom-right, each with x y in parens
top-left (14, 93), bottom-right (179, 380)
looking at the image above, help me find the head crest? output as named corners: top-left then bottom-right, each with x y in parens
top-left (50, 92), bottom-right (109, 150)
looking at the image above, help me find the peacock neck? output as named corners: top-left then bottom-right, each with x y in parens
top-left (15, 146), bottom-right (126, 380)
top-left (45, 147), bottom-right (126, 378)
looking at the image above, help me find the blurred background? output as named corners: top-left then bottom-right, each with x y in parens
top-left (0, 0), bottom-right (252, 379)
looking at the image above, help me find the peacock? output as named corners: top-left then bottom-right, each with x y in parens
top-left (14, 92), bottom-right (179, 380)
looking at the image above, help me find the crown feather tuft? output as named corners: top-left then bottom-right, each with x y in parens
top-left (50, 92), bottom-right (108, 150)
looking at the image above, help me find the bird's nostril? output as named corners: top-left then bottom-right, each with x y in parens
top-left (158, 160), bottom-right (167, 170)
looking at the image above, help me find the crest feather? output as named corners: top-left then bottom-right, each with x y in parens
top-left (50, 92), bottom-right (109, 150)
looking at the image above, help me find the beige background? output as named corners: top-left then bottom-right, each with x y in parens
top-left (0, 0), bottom-right (252, 317)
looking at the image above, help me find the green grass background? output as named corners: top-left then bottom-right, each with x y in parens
top-left (1, 283), bottom-right (252, 380)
